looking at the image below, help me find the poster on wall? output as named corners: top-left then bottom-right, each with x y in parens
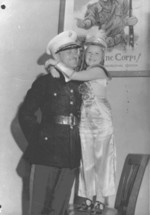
top-left (59, 0), bottom-right (150, 76)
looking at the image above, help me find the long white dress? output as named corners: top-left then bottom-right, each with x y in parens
top-left (78, 78), bottom-right (116, 202)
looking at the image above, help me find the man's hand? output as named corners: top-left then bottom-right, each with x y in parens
top-left (76, 18), bottom-right (91, 29)
top-left (124, 16), bottom-right (138, 26)
top-left (76, 18), bottom-right (85, 28)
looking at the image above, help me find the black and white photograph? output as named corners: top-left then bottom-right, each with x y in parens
top-left (0, 0), bottom-right (150, 215)
top-left (61, 0), bottom-right (150, 76)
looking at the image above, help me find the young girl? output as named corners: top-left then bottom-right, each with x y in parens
top-left (45, 30), bottom-right (116, 214)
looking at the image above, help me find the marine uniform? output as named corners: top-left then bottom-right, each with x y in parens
top-left (18, 73), bottom-right (82, 215)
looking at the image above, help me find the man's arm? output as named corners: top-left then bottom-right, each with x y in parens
top-left (18, 75), bottom-right (45, 144)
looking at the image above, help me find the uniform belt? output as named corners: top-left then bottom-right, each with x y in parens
top-left (54, 115), bottom-right (79, 128)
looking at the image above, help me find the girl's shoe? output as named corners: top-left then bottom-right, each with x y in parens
top-left (90, 201), bottom-right (105, 215)
top-left (76, 198), bottom-right (94, 213)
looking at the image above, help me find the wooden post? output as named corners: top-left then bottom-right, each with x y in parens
top-left (58, 0), bottom-right (66, 33)
top-left (129, 0), bottom-right (134, 47)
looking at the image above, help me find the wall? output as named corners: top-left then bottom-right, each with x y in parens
top-left (0, 0), bottom-right (150, 215)
top-left (0, 0), bottom-right (59, 214)
top-left (108, 78), bottom-right (150, 214)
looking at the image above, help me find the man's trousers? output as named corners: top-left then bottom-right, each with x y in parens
top-left (29, 164), bottom-right (77, 215)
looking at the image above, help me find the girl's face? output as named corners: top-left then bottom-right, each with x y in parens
top-left (85, 45), bottom-right (104, 66)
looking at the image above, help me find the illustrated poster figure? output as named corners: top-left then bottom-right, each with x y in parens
top-left (76, 0), bottom-right (138, 48)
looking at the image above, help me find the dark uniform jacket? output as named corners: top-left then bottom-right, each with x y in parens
top-left (18, 73), bottom-right (82, 169)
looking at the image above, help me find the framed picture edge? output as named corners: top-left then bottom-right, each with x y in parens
top-left (58, 0), bottom-right (150, 77)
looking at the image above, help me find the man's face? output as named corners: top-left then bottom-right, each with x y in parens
top-left (58, 48), bottom-right (79, 69)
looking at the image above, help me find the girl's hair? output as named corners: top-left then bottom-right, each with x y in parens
top-left (80, 45), bottom-right (112, 79)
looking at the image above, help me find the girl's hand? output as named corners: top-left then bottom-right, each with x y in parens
top-left (45, 58), bottom-right (57, 69)
top-left (50, 67), bottom-right (60, 78)
top-left (46, 66), bottom-right (60, 78)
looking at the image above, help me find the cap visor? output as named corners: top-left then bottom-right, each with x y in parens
top-left (56, 43), bottom-right (81, 53)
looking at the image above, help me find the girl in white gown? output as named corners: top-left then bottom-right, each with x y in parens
top-left (45, 30), bottom-right (116, 214)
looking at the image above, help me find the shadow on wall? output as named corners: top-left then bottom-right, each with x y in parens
top-left (11, 109), bottom-right (31, 215)
top-left (11, 102), bottom-right (42, 215)
top-left (37, 52), bottom-right (50, 65)
top-left (10, 52), bottom-right (50, 215)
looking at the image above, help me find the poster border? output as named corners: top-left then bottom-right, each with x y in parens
top-left (58, 0), bottom-right (150, 77)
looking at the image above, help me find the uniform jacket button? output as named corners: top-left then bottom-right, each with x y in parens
top-left (44, 136), bottom-right (48, 141)
top-left (53, 92), bottom-right (57, 96)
